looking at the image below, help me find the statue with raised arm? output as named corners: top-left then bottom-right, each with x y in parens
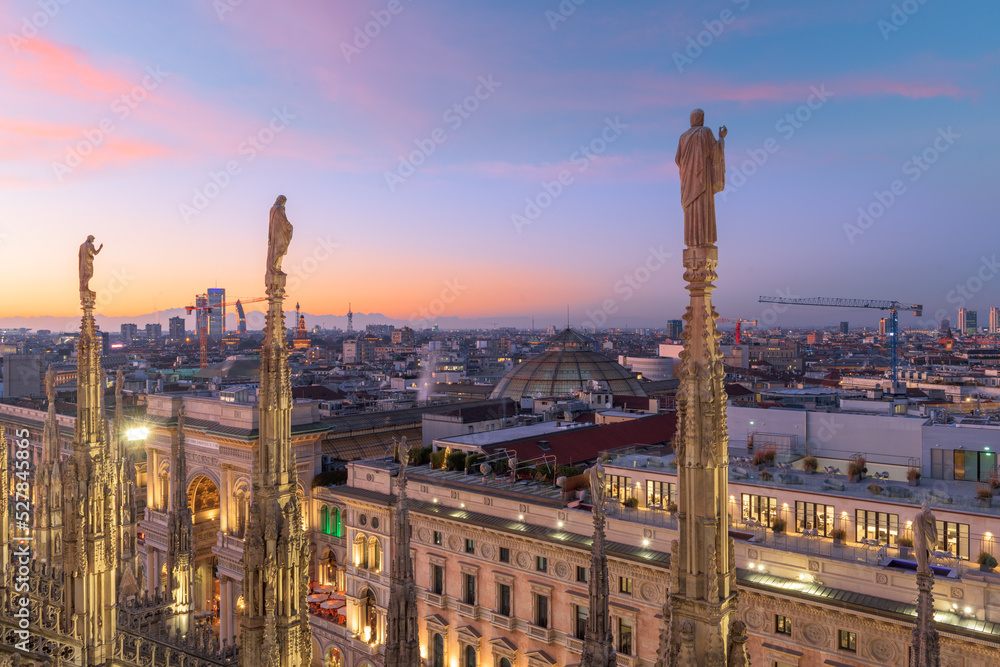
top-left (78, 235), bottom-right (103, 293)
top-left (676, 109), bottom-right (726, 247)
top-left (265, 195), bottom-right (293, 291)
top-left (914, 501), bottom-right (938, 574)
top-left (590, 460), bottom-right (607, 514)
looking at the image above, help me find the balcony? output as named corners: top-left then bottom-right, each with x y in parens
top-left (526, 624), bottom-right (554, 643)
top-left (455, 602), bottom-right (480, 620)
top-left (565, 637), bottom-right (583, 654)
top-left (490, 612), bottom-right (515, 631)
top-left (616, 654), bottom-right (635, 667)
top-left (422, 592), bottom-right (448, 609)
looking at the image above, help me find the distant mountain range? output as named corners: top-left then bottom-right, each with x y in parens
top-left (0, 310), bottom-right (593, 333)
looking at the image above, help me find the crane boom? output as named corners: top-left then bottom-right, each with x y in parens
top-left (185, 295), bottom-right (268, 369)
top-left (757, 295), bottom-right (922, 387)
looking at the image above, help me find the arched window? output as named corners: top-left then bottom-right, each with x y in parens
top-left (321, 506), bottom-right (330, 534)
top-left (433, 633), bottom-right (444, 667)
top-left (323, 647), bottom-right (342, 667)
top-left (368, 537), bottom-right (382, 572)
top-left (333, 508), bottom-right (342, 537)
top-left (499, 659), bottom-right (511, 667)
top-left (363, 589), bottom-right (378, 644)
top-left (463, 644), bottom-right (476, 667)
top-left (354, 534), bottom-right (368, 569)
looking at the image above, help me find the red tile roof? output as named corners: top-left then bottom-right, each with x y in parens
top-left (482, 413), bottom-right (676, 465)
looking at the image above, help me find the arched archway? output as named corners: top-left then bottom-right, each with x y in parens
top-left (368, 537), bottom-right (382, 572)
top-left (354, 533), bottom-right (368, 569)
top-left (322, 647), bottom-right (342, 667)
top-left (187, 475), bottom-right (221, 616)
top-left (362, 588), bottom-right (378, 644)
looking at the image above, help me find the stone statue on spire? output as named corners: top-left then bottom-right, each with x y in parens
top-left (79, 235), bottom-right (103, 294)
top-left (676, 109), bottom-right (726, 248)
top-left (265, 195), bottom-right (293, 294)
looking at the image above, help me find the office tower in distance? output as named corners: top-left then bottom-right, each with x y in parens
top-left (120, 322), bottom-right (138, 345)
top-left (990, 307), bottom-right (999, 334)
top-left (666, 319), bottom-right (683, 339)
top-left (840, 321), bottom-right (849, 334)
top-left (208, 287), bottom-right (225, 340)
top-left (195, 293), bottom-right (209, 338)
top-left (146, 323), bottom-right (162, 343)
top-left (958, 309), bottom-right (977, 336)
top-left (169, 316), bottom-right (185, 342)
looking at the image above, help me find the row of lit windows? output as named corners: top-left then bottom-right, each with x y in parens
top-left (319, 506), bottom-right (342, 537)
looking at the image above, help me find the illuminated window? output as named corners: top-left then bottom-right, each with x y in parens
top-left (619, 577), bottom-right (632, 596)
top-left (434, 531), bottom-right (442, 546)
top-left (838, 630), bottom-right (856, 652)
top-left (795, 502), bottom-right (834, 536)
top-left (321, 506), bottom-right (329, 534)
top-left (855, 510), bottom-right (899, 546)
top-left (775, 614), bottom-right (791, 635)
top-left (742, 494), bottom-right (777, 525)
top-left (646, 480), bottom-right (676, 508)
top-left (935, 520), bottom-right (970, 560)
top-left (536, 556), bottom-right (547, 573)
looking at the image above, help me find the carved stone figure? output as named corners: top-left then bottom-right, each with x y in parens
top-left (590, 460), bottom-right (606, 511)
top-left (46, 364), bottom-right (56, 402)
top-left (78, 235), bottom-right (103, 293)
top-left (396, 436), bottom-right (410, 480)
top-left (676, 109), bottom-right (726, 247)
top-left (915, 501), bottom-right (938, 574)
top-left (266, 195), bottom-right (293, 288)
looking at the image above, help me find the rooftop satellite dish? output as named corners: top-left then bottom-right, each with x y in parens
top-left (605, 401), bottom-right (611, 409)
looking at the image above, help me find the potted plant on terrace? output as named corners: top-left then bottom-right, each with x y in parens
top-left (977, 484), bottom-right (993, 508)
top-left (979, 552), bottom-right (998, 573)
top-left (831, 528), bottom-right (847, 547)
top-left (623, 497), bottom-right (639, 509)
top-left (848, 456), bottom-right (867, 483)
top-left (907, 467), bottom-right (921, 487)
top-left (898, 536), bottom-right (914, 559)
top-left (771, 517), bottom-right (787, 535)
top-left (802, 456), bottom-right (818, 474)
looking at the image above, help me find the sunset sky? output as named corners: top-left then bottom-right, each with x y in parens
top-left (1, 0), bottom-right (997, 330)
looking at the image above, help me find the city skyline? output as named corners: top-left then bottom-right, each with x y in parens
top-left (1, 0), bottom-right (997, 329)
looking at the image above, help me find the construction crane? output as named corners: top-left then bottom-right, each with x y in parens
top-left (758, 296), bottom-right (922, 386)
top-left (717, 318), bottom-right (757, 345)
top-left (186, 295), bottom-right (268, 369)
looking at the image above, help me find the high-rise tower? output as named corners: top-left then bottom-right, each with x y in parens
top-left (347, 303), bottom-right (354, 335)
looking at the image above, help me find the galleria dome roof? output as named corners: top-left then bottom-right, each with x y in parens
top-left (489, 328), bottom-right (647, 400)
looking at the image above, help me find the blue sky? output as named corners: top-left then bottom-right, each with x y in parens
top-left (1, 0), bottom-right (997, 329)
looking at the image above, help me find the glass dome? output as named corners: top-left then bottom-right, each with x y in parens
top-left (490, 328), bottom-right (647, 400)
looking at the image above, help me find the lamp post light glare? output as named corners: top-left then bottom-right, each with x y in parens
top-left (126, 426), bottom-right (150, 441)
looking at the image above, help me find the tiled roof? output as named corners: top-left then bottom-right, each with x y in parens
top-left (482, 413), bottom-right (677, 465)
